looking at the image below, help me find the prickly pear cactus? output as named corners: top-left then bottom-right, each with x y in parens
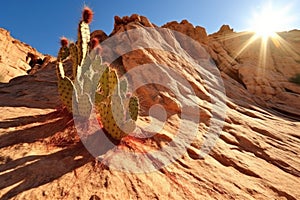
top-left (97, 98), bottom-right (125, 141)
top-left (56, 7), bottom-right (93, 113)
top-left (56, 6), bottom-right (140, 143)
top-left (95, 66), bottom-right (140, 143)
top-left (99, 67), bottom-right (111, 97)
top-left (77, 7), bottom-right (92, 66)
top-left (56, 62), bottom-right (76, 112)
top-left (96, 95), bottom-right (136, 142)
top-left (128, 96), bottom-right (139, 121)
top-left (69, 43), bottom-right (79, 79)
top-left (77, 93), bottom-right (92, 118)
top-left (94, 65), bottom-right (140, 142)
top-left (57, 37), bottom-right (70, 62)
top-left (78, 21), bottom-right (90, 66)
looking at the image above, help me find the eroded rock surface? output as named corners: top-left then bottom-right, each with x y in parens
top-left (0, 28), bottom-right (47, 82)
top-left (0, 17), bottom-right (299, 200)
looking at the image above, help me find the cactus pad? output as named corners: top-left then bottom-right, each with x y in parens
top-left (108, 69), bottom-right (119, 96)
top-left (129, 96), bottom-right (139, 121)
top-left (77, 93), bottom-right (92, 117)
top-left (111, 95), bottom-right (125, 124)
top-left (69, 43), bottom-right (79, 79)
top-left (97, 99), bottom-right (127, 141)
top-left (78, 21), bottom-right (90, 66)
top-left (57, 63), bottom-right (76, 112)
top-left (122, 119), bottom-right (136, 134)
top-left (98, 66), bottom-right (110, 97)
top-left (57, 46), bottom-right (70, 62)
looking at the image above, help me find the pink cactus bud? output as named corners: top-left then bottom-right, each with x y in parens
top-left (60, 37), bottom-right (68, 47)
top-left (82, 6), bottom-right (93, 24)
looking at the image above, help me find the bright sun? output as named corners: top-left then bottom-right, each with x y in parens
top-left (250, 3), bottom-right (293, 39)
top-left (235, 2), bottom-right (296, 70)
top-left (252, 12), bottom-right (277, 38)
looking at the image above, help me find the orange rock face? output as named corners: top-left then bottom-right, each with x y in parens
top-left (0, 28), bottom-right (45, 83)
top-left (162, 20), bottom-right (208, 44)
top-left (208, 28), bottom-right (300, 116)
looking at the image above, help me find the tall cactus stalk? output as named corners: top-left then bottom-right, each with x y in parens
top-left (56, 6), bottom-right (139, 143)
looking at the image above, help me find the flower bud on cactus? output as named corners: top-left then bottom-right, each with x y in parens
top-left (82, 6), bottom-right (93, 24)
top-left (60, 37), bottom-right (69, 47)
top-left (57, 37), bottom-right (70, 62)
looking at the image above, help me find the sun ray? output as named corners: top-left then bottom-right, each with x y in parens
top-left (250, 2), bottom-right (295, 39)
top-left (214, 31), bottom-right (251, 42)
top-left (258, 35), bottom-right (269, 71)
top-left (233, 33), bottom-right (258, 60)
top-left (232, 2), bottom-right (298, 72)
top-left (271, 33), bottom-right (300, 59)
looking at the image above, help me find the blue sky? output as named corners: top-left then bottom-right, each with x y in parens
top-left (0, 0), bottom-right (299, 56)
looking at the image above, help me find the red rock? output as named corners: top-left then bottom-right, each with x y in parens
top-left (162, 20), bottom-right (208, 44)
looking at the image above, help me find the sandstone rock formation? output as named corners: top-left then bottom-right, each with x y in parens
top-left (0, 28), bottom-right (46, 83)
top-left (162, 20), bottom-right (208, 44)
top-left (0, 16), bottom-right (299, 200)
top-left (91, 30), bottom-right (108, 43)
top-left (208, 28), bottom-right (300, 117)
top-left (109, 15), bottom-right (300, 118)
top-left (111, 14), bottom-right (155, 36)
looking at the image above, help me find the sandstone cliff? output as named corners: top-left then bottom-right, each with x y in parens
top-left (0, 15), bottom-right (299, 200)
top-left (0, 28), bottom-right (45, 83)
top-left (207, 26), bottom-right (300, 118)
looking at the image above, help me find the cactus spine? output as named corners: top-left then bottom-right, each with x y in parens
top-left (56, 7), bottom-right (139, 143)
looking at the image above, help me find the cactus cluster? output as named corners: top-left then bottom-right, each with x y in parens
top-left (56, 6), bottom-right (139, 143)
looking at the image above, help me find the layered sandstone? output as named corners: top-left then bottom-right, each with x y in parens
top-left (0, 15), bottom-right (299, 200)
